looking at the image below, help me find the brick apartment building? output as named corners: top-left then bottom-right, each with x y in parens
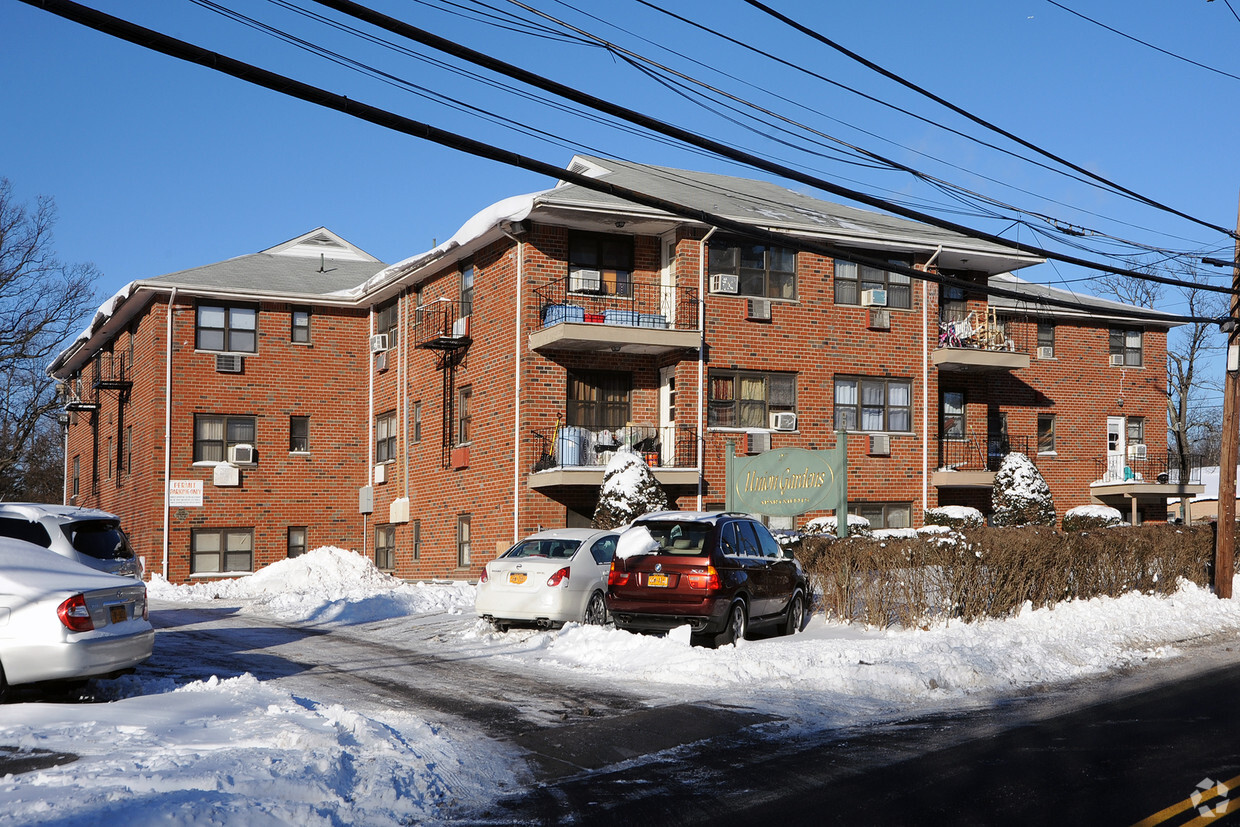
top-left (49, 157), bottom-right (1201, 583)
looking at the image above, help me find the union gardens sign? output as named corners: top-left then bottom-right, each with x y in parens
top-left (723, 436), bottom-right (848, 538)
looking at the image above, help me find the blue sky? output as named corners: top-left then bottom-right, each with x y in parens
top-left (3, 1), bottom-right (1239, 342)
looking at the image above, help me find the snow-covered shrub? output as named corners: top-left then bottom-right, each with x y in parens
top-left (991, 452), bottom-right (1056, 527)
top-left (592, 448), bottom-right (668, 528)
top-left (924, 505), bottom-right (984, 529)
top-left (1062, 504), bottom-right (1123, 531)
top-left (802, 513), bottom-right (871, 538)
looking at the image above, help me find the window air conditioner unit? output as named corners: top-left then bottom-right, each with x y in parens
top-left (869, 433), bottom-right (891, 456)
top-left (747, 431), bottom-right (771, 454)
top-left (770, 412), bottom-right (798, 431)
top-left (1109, 353), bottom-right (1125, 367)
top-left (215, 353), bottom-right (243, 373)
top-left (370, 334), bottom-right (389, 353)
top-left (867, 308), bottom-right (890, 330)
top-left (709, 274), bottom-right (739, 294)
top-left (374, 351), bottom-right (388, 372)
top-left (1037, 346), bottom-right (1054, 360)
top-left (228, 444), bottom-right (255, 465)
top-left (746, 299), bottom-right (772, 321)
top-left (1128, 444), bottom-right (1147, 460)
top-left (861, 288), bottom-right (888, 307)
top-left (569, 268), bottom-right (601, 293)
top-left (373, 463), bottom-right (386, 484)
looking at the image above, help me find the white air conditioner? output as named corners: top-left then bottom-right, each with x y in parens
top-left (1128, 444), bottom-right (1147, 460)
top-left (747, 431), bottom-right (771, 454)
top-left (770, 412), bottom-right (798, 431)
top-left (746, 299), bottom-right (771, 320)
top-left (709, 274), bottom-right (739, 294)
top-left (370, 334), bottom-right (389, 353)
top-left (861, 288), bottom-right (888, 307)
top-left (374, 351), bottom-right (388, 372)
top-left (569, 268), bottom-right (601, 293)
top-left (869, 433), bottom-right (891, 456)
top-left (389, 497), bottom-right (410, 523)
top-left (868, 309), bottom-right (891, 330)
top-left (1109, 353), bottom-right (1125, 367)
top-left (452, 316), bottom-right (471, 338)
top-left (373, 463), bottom-right (386, 484)
top-left (215, 354), bottom-right (243, 373)
top-left (228, 444), bottom-right (255, 465)
top-left (1037, 346), bottom-right (1054, 360)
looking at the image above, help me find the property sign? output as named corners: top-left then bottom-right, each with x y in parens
top-left (725, 437), bottom-right (848, 536)
top-left (168, 479), bottom-right (203, 507)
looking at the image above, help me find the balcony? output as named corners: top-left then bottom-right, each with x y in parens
top-left (931, 309), bottom-right (1030, 372)
top-left (413, 298), bottom-right (471, 351)
top-left (931, 434), bottom-right (1031, 488)
top-left (528, 423), bottom-right (700, 489)
top-left (1090, 452), bottom-right (1205, 517)
top-left (529, 273), bottom-right (700, 356)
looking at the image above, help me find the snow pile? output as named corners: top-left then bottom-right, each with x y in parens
top-left (925, 505), bottom-right (985, 528)
top-left (148, 547), bottom-right (476, 624)
top-left (0, 674), bottom-right (503, 826)
top-left (803, 513), bottom-right (870, 535)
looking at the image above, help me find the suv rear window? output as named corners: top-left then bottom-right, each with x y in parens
top-left (61, 520), bottom-right (134, 561)
top-left (0, 517), bottom-right (53, 548)
top-left (637, 521), bottom-right (712, 555)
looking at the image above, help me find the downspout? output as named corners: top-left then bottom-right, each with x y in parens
top-left (921, 246), bottom-right (942, 522)
top-left (698, 226), bottom-right (718, 510)
top-left (366, 307), bottom-right (375, 552)
top-left (401, 288), bottom-right (409, 497)
top-left (162, 287), bottom-right (178, 579)
top-left (500, 225), bottom-right (524, 543)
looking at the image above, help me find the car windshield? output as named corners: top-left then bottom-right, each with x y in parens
top-left (504, 539), bottom-right (582, 560)
top-left (61, 520), bottom-right (134, 561)
top-left (637, 521), bottom-right (712, 555)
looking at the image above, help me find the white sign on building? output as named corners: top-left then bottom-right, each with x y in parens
top-left (169, 480), bottom-right (203, 507)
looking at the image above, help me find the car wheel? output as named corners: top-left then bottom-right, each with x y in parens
top-left (782, 591), bottom-right (805, 636)
top-left (583, 591), bottom-right (608, 626)
top-left (715, 600), bottom-right (748, 647)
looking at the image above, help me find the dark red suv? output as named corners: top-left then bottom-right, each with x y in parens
top-left (605, 512), bottom-right (808, 647)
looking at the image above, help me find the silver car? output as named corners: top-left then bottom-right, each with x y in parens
top-left (0, 503), bottom-right (142, 579)
top-left (0, 537), bottom-right (154, 698)
top-left (476, 528), bottom-right (619, 630)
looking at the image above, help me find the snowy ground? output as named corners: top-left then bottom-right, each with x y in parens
top-left (4, 546), bottom-right (1240, 825)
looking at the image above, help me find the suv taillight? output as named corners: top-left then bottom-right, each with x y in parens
top-left (546, 566), bottom-right (570, 587)
top-left (57, 594), bottom-right (94, 632)
top-left (607, 560), bottom-right (630, 587)
top-left (686, 567), bottom-right (721, 590)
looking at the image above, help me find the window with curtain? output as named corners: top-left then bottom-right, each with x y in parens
top-left (941, 391), bottom-right (965, 439)
top-left (567, 371), bottom-right (631, 430)
top-left (569, 233), bottom-right (633, 296)
top-left (376, 411), bottom-right (397, 463)
top-left (707, 370), bottom-right (796, 428)
top-left (708, 236), bottom-right (796, 299)
top-left (834, 376), bottom-right (912, 432)
top-left (194, 415), bottom-right (256, 462)
top-left (1109, 328), bottom-right (1143, 366)
top-left (834, 257), bottom-right (912, 309)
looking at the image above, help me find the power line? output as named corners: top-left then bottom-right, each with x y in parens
top-left (744, 0), bottom-right (1240, 241)
top-left (17, 0), bottom-right (1223, 325)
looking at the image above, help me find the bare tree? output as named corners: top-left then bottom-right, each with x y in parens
top-left (0, 178), bottom-right (99, 501)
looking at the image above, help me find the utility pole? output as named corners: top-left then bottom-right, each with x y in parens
top-left (1215, 195), bottom-right (1240, 598)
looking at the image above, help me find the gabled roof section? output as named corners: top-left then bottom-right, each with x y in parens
top-left (988, 273), bottom-right (1182, 327)
top-left (261, 227), bottom-right (380, 262)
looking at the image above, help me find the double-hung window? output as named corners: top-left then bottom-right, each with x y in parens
top-left (289, 416), bottom-right (309, 453)
top-left (376, 300), bottom-right (399, 349)
top-left (1038, 322), bottom-right (1056, 357)
top-left (457, 514), bottom-right (471, 567)
top-left (375, 524), bottom-right (395, 570)
top-left (192, 528), bottom-right (253, 574)
top-left (376, 411), bottom-right (397, 463)
top-left (569, 233), bottom-right (633, 297)
top-left (707, 370), bottom-right (796, 429)
top-left (288, 527), bottom-right (307, 559)
top-left (291, 307), bottom-right (311, 343)
top-left (941, 390), bottom-right (965, 439)
top-left (457, 386), bottom-right (473, 445)
top-left (1110, 328), bottom-right (1143, 367)
top-left (835, 256), bottom-right (912, 309)
top-left (194, 415), bottom-right (256, 463)
top-left (708, 237), bottom-right (796, 299)
top-left (567, 371), bottom-right (631, 430)
top-left (196, 304), bottom-right (257, 352)
top-left (1038, 414), bottom-right (1056, 454)
top-left (834, 376), bottom-right (912, 432)
top-left (460, 265), bottom-right (475, 316)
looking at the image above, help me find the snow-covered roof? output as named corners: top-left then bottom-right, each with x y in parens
top-left (989, 272), bottom-right (1181, 326)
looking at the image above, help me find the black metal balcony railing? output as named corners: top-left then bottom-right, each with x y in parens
top-left (1092, 451), bottom-right (1204, 486)
top-left (532, 272), bottom-right (699, 333)
top-left (91, 351), bottom-right (132, 390)
top-left (412, 298), bottom-right (472, 350)
top-left (938, 433), bottom-right (1032, 473)
top-left (531, 423), bottom-right (699, 474)
top-left (936, 308), bottom-right (1029, 355)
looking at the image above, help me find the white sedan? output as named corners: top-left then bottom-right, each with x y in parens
top-left (476, 528), bottom-right (619, 630)
top-left (0, 537), bottom-right (155, 699)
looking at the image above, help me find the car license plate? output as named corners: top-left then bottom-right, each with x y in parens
top-left (109, 605), bottom-right (127, 624)
top-left (508, 572), bottom-right (527, 585)
top-left (647, 573), bottom-right (669, 588)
